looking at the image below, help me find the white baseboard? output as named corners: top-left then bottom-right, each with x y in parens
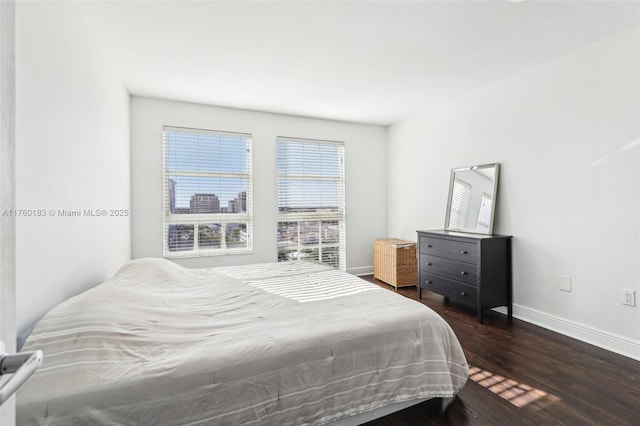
top-left (348, 265), bottom-right (373, 276)
top-left (497, 304), bottom-right (640, 361)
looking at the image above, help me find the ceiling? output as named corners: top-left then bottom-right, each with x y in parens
top-left (75, 0), bottom-right (639, 126)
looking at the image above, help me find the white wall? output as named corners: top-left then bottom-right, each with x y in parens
top-left (131, 97), bottom-right (387, 274)
top-left (15, 1), bottom-right (131, 334)
top-left (388, 28), bottom-right (640, 359)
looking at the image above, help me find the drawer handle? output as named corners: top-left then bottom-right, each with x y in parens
top-left (461, 271), bottom-right (467, 275)
top-left (427, 244), bottom-right (432, 248)
top-left (425, 280), bottom-right (432, 284)
top-left (460, 250), bottom-right (468, 255)
top-left (461, 291), bottom-right (467, 296)
top-left (427, 262), bottom-right (432, 266)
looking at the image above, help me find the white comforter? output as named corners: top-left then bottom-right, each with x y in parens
top-left (18, 259), bottom-right (468, 425)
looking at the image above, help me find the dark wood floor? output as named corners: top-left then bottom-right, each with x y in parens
top-left (360, 276), bottom-right (640, 426)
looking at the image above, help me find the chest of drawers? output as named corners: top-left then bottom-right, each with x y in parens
top-left (417, 230), bottom-right (512, 323)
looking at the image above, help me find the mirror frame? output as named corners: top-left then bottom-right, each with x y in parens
top-left (444, 163), bottom-right (500, 235)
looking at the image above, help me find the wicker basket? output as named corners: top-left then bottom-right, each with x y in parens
top-left (374, 238), bottom-right (417, 288)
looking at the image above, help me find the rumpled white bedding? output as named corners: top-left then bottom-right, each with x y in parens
top-left (18, 258), bottom-right (468, 425)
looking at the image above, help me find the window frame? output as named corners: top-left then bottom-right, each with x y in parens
top-left (162, 126), bottom-right (253, 258)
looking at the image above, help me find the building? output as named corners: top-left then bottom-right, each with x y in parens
top-left (227, 191), bottom-right (246, 213)
top-left (189, 193), bottom-right (220, 214)
top-left (228, 199), bottom-right (237, 213)
top-left (168, 179), bottom-right (176, 214)
top-left (236, 191), bottom-right (247, 213)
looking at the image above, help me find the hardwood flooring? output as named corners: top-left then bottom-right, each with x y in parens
top-left (360, 276), bottom-right (640, 426)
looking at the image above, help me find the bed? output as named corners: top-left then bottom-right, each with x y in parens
top-left (17, 258), bottom-right (468, 425)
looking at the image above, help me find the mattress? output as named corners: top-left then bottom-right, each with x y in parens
top-left (17, 259), bottom-right (468, 425)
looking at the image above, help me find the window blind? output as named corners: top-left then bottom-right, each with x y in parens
top-left (449, 178), bottom-right (472, 230)
top-left (162, 126), bottom-right (253, 257)
top-left (276, 137), bottom-right (346, 270)
top-left (476, 192), bottom-right (492, 232)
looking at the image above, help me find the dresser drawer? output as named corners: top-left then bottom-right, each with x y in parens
top-left (419, 273), bottom-right (477, 308)
top-left (419, 236), bottom-right (477, 264)
top-left (420, 255), bottom-right (477, 286)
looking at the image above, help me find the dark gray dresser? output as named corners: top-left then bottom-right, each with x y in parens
top-left (417, 230), bottom-right (512, 323)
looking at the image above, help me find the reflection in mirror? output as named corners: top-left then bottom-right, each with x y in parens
top-left (445, 163), bottom-right (500, 235)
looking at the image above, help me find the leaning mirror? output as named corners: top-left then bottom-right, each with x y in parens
top-left (445, 163), bottom-right (500, 235)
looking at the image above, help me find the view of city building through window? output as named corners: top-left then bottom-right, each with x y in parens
top-left (163, 127), bottom-right (252, 256)
top-left (276, 137), bottom-right (346, 270)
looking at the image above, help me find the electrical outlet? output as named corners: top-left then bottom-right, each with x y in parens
top-left (559, 275), bottom-right (572, 292)
top-left (621, 289), bottom-right (636, 307)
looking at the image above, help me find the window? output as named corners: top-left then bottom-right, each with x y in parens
top-left (162, 126), bottom-right (252, 257)
top-left (276, 137), bottom-right (345, 270)
top-left (449, 178), bottom-right (472, 230)
top-left (476, 192), bottom-right (492, 232)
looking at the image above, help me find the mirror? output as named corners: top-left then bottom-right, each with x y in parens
top-left (445, 163), bottom-right (500, 235)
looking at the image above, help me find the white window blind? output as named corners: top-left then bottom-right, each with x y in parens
top-left (162, 126), bottom-right (252, 257)
top-left (476, 192), bottom-right (492, 232)
top-left (449, 178), bottom-right (472, 230)
top-left (276, 137), bottom-right (346, 270)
